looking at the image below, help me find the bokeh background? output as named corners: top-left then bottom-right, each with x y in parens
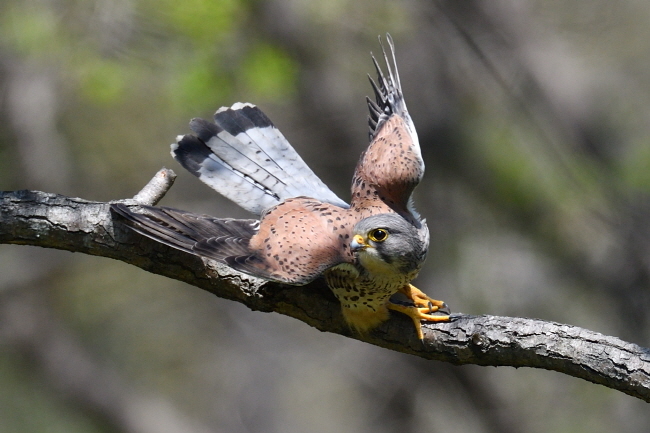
top-left (2, 0), bottom-right (650, 431)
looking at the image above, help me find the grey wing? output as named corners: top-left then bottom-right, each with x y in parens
top-left (110, 203), bottom-right (260, 265)
top-left (171, 102), bottom-right (348, 217)
top-left (111, 203), bottom-right (329, 284)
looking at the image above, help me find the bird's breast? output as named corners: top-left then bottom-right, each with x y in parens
top-left (324, 263), bottom-right (415, 330)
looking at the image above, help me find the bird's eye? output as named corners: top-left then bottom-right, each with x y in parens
top-left (368, 228), bottom-right (389, 242)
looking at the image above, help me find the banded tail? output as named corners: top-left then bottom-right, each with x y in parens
top-left (172, 102), bottom-right (348, 216)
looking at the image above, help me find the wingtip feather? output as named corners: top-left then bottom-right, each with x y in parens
top-left (367, 34), bottom-right (408, 142)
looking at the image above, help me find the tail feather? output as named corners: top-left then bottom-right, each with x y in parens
top-left (172, 103), bottom-right (348, 216)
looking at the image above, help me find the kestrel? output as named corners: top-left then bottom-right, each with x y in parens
top-left (111, 35), bottom-right (451, 339)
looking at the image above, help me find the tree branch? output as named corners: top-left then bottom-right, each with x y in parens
top-left (2, 171), bottom-right (649, 402)
top-left (131, 167), bottom-right (176, 206)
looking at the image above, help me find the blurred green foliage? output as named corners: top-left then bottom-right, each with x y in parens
top-left (242, 42), bottom-right (298, 99)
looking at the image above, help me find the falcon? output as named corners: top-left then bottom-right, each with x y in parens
top-left (111, 35), bottom-right (451, 339)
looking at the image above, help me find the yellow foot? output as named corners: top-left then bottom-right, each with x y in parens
top-left (399, 284), bottom-right (448, 312)
top-left (390, 284), bottom-right (451, 339)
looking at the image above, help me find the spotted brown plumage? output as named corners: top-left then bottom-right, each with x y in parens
top-left (111, 34), bottom-right (451, 339)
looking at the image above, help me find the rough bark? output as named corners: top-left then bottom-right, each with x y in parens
top-left (1, 169), bottom-right (649, 402)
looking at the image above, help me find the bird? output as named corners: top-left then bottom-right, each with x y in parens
top-left (111, 34), bottom-right (451, 339)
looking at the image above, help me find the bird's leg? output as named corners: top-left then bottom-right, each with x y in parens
top-left (387, 284), bottom-right (451, 339)
top-left (401, 284), bottom-right (448, 312)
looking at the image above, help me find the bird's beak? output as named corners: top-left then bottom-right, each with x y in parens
top-left (350, 234), bottom-right (369, 252)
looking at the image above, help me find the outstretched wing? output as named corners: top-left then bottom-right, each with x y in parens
top-left (350, 34), bottom-right (424, 221)
top-left (110, 203), bottom-right (259, 262)
top-left (172, 103), bottom-right (348, 217)
top-left (111, 200), bottom-right (351, 285)
top-left (240, 197), bottom-right (352, 284)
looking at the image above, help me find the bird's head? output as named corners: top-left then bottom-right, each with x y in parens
top-left (350, 213), bottom-right (429, 276)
